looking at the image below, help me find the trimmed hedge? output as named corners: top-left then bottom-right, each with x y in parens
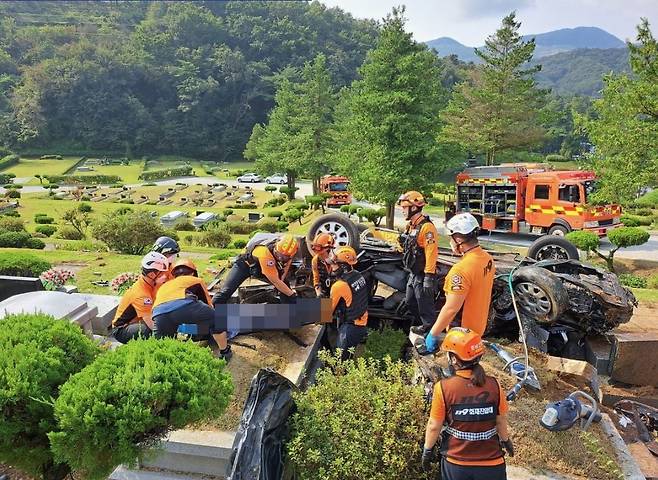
top-left (45, 175), bottom-right (122, 185)
top-left (34, 215), bottom-right (55, 224)
top-left (0, 154), bottom-right (19, 170)
top-left (35, 225), bottom-right (57, 237)
top-left (0, 216), bottom-right (25, 232)
top-left (0, 231), bottom-right (32, 248)
top-left (138, 165), bottom-right (193, 181)
top-left (0, 252), bottom-right (51, 276)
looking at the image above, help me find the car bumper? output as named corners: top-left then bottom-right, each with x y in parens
top-left (583, 223), bottom-right (622, 237)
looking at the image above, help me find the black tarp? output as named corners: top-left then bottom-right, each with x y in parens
top-left (227, 369), bottom-right (297, 480)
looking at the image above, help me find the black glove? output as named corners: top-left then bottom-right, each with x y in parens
top-left (422, 274), bottom-right (436, 297)
top-left (398, 233), bottom-right (408, 247)
top-left (421, 447), bottom-right (436, 471)
top-left (500, 438), bottom-right (514, 457)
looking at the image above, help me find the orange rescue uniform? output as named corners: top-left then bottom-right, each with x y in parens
top-left (251, 245), bottom-right (292, 284)
top-left (443, 246), bottom-right (495, 335)
top-left (330, 278), bottom-right (368, 327)
top-left (112, 276), bottom-right (157, 328)
top-left (153, 275), bottom-right (213, 308)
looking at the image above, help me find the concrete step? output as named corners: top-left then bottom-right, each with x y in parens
top-left (110, 465), bottom-right (221, 480)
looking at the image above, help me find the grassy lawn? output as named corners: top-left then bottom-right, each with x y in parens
top-left (3, 157), bottom-right (80, 179)
top-left (74, 163), bottom-right (145, 183)
top-left (632, 288), bottom-right (658, 303)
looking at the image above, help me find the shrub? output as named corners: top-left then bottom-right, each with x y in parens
top-left (232, 239), bottom-right (247, 249)
top-left (0, 252), bottom-right (51, 276)
top-left (265, 185), bottom-right (277, 193)
top-left (4, 183), bottom-right (22, 189)
top-left (276, 220), bottom-right (289, 232)
top-left (115, 206), bottom-right (133, 215)
top-left (57, 226), bottom-right (85, 240)
top-left (5, 189), bottom-right (20, 198)
top-left (427, 197), bottom-right (442, 206)
top-left (621, 214), bottom-right (652, 227)
top-left (636, 189), bottom-right (658, 208)
top-left (26, 237), bottom-right (46, 249)
top-left (49, 339), bottom-right (233, 480)
top-left (287, 352), bottom-right (427, 480)
top-left (267, 210), bottom-right (283, 218)
top-left (358, 207), bottom-right (386, 226)
top-left (35, 225), bottom-right (57, 237)
top-left (2, 209), bottom-right (20, 217)
top-left (174, 220), bottom-right (195, 231)
top-left (0, 216), bottom-right (25, 232)
top-left (627, 208), bottom-right (653, 217)
top-left (81, 195), bottom-right (91, 201)
top-left (209, 250), bottom-right (240, 261)
top-left (138, 165), bottom-right (194, 181)
top-left (196, 226), bottom-right (232, 248)
top-left (364, 327), bottom-right (408, 362)
top-left (608, 227), bottom-right (650, 250)
top-left (141, 182), bottom-right (157, 187)
top-left (0, 313), bottom-right (99, 479)
top-left (0, 153), bottom-right (19, 170)
top-left (546, 154), bottom-right (569, 162)
top-left (283, 208), bottom-right (303, 224)
top-left (226, 221), bottom-right (259, 234)
top-left (647, 274), bottom-right (658, 290)
top-left (0, 231), bottom-right (32, 248)
top-left (222, 208), bottom-right (234, 216)
top-left (45, 175), bottom-right (121, 185)
top-left (256, 218), bottom-right (279, 233)
top-left (566, 230), bottom-right (599, 252)
top-left (619, 273), bottom-right (647, 289)
top-left (231, 203), bottom-right (258, 209)
top-left (35, 215), bottom-right (55, 224)
top-left (78, 203), bottom-right (93, 213)
top-left (93, 211), bottom-right (166, 255)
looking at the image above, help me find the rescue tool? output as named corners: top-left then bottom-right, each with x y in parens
top-left (486, 342), bottom-right (541, 392)
top-left (540, 391), bottom-right (601, 432)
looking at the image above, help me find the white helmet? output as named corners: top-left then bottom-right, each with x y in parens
top-left (446, 213), bottom-right (480, 236)
top-left (141, 251), bottom-right (169, 272)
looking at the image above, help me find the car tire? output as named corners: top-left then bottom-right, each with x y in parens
top-left (266, 180), bottom-right (271, 184)
top-left (512, 267), bottom-right (568, 325)
top-left (306, 213), bottom-right (360, 252)
top-left (549, 224), bottom-right (570, 236)
top-left (527, 235), bottom-right (579, 261)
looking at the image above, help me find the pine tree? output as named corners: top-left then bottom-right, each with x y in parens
top-left (442, 12), bottom-right (546, 165)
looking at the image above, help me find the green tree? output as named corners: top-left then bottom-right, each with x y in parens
top-left (566, 227), bottom-right (650, 272)
top-left (579, 19), bottom-right (658, 204)
top-left (333, 8), bottom-right (456, 228)
top-left (441, 12), bottom-right (547, 165)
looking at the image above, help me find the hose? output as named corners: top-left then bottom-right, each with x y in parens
top-left (505, 262), bottom-right (530, 401)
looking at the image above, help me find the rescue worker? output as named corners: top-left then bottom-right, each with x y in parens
top-left (425, 213), bottom-right (495, 353)
top-left (152, 235), bottom-right (181, 281)
top-left (110, 252), bottom-right (169, 344)
top-left (310, 232), bottom-right (336, 298)
top-left (397, 191), bottom-right (439, 336)
top-left (329, 246), bottom-right (368, 360)
top-left (152, 259), bottom-right (232, 361)
top-left (212, 234), bottom-right (299, 305)
top-left (422, 328), bottom-right (513, 480)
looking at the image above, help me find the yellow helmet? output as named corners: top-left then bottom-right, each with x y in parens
top-left (334, 246), bottom-right (358, 265)
top-left (274, 234), bottom-right (299, 258)
top-left (397, 190), bottom-right (426, 208)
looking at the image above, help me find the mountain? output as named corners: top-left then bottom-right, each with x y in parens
top-left (533, 47), bottom-right (630, 97)
top-left (425, 26), bottom-right (625, 62)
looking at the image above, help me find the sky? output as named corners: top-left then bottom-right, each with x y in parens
top-left (321, 0), bottom-right (658, 46)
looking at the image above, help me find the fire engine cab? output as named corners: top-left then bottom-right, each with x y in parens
top-left (455, 165), bottom-right (621, 236)
top-left (320, 175), bottom-right (352, 207)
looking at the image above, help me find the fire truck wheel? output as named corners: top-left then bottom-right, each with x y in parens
top-left (548, 224), bottom-right (570, 236)
top-left (512, 267), bottom-right (568, 324)
top-left (527, 235), bottom-right (579, 261)
top-left (306, 213), bottom-right (360, 252)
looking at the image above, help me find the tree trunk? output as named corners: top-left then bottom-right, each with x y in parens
top-left (386, 202), bottom-right (395, 229)
top-left (287, 172), bottom-right (296, 200)
top-left (312, 177), bottom-right (319, 196)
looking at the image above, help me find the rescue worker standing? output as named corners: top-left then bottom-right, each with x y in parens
top-left (151, 236), bottom-right (180, 281)
top-left (329, 246), bottom-right (368, 360)
top-left (111, 252), bottom-right (169, 344)
top-left (425, 213), bottom-right (495, 352)
top-left (310, 233), bottom-right (336, 298)
top-left (152, 259), bottom-right (232, 361)
top-left (423, 328), bottom-right (513, 480)
top-left (397, 191), bottom-right (439, 335)
top-left (213, 234), bottom-right (299, 305)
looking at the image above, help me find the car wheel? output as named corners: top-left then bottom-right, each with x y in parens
top-left (306, 213), bottom-right (360, 252)
top-left (266, 179), bottom-right (271, 184)
top-left (280, 180), bottom-right (286, 184)
top-left (512, 267), bottom-right (568, 325)
top-left (527, 235), bottom-right (579, 261)
top-left (549, 224), bottom-right (569, 236)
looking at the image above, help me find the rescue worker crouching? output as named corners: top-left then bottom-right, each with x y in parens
top-left (111, 252), bottom-right (169, 344)
top-left (310, 232), bottom-right (336, 298)
top-left (423, 328), bottom-right (513, 480)
top-left (330, 246), bottom-right (368, 360)
top-left (151, 235), bottom-right (181, 281)
top-left (397, 191), bottom-right (439, 336)
top-left (213, 234), bottom-right (299, 305)
top-left (425, 213), bottom-right (495, 353)
top-left (152, 259), bottom-right (232, 361)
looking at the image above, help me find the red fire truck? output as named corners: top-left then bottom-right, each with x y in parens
top-left (455, 165), bottom-right (622, 236)
top-left (320, 175), bottom-right (352, 207)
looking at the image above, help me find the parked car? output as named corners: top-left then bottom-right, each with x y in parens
top-left (265, 173), bottom-right (287, 184)
top-left (237, 173), bottom-right (262, 183)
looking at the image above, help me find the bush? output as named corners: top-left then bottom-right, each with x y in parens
top-left (232, 239), bottom-right (247, 249)
top-left (92, 211), bottom-right (166, 255)
top-left (267, 210), bottom-right (283, 218)
top-left (226, 221), bottom-right (259, 234)
top-left (0, 231), bottom-right (32, 248)
top-left (621, 214), bottom-right (652, 227)
top-left (565, 230), bottom-right (599, 252)
top-left (57, 226), bottom-right (85, 240)
top-left (0, 153), bottom-right (19, 170)
top-left (647, 274), bottom-right (658, 290)
top-left (276, 220), bottom-right (289, 232)
top-left (283, 208), bottom-right (303, 224)
top-left (2, 209), bottom-right (20, 217)
top-left (78, 203), bottom-right (93, 213)
top-left (35, 215), bottom-right (55, 224)
top-left (138, 165), bottom-right (194, 181)
top-left (209, 250), bottom-right (240, 261)
top-left (256, 218), bottom-right (279, 233)
top-left (141, 182), bottom-right (157, 186)
top-left (265, 185), bottom-right (277, 193)
top-left (636, 190), bottom-right (658, 208)
top-left (45, 175), bottom-right (121, 185)
top-left (287, 352), bottom-right (427, 480)
top-left (427, 197), bottom-right (442, 206)
top-left (26, 237), bottom-right (46, 249)
top-left (0, 313), bottom-right (99, 479)
top-left (358, 207), bottom-right (386, 226)
top-left (364, 327), bottom-right (408, 362)
top-left (546, 154), bottom-right (569, 162)
top-left (0, 252), bottom-right (51, 276)
top-left (627, 208), bottom-right (653, 217)
top-left (0, 216), bottom-right (25, 232)
top-left (174, 220), bottom-right (195, 231)
top-left (35, 225), bottom-right (57, 237)
top-left (196, 223), bottom-right (232, 248)
top-left (608, 226), bottom-right (650, 249)
top-left (49, 338), bottom-right (233, 480)
top-left (81, 195), bottom-right (91, 201)
top-left (4, 183), bottom-right (22, 189)
top-left (619, 273), bottom-right (647, 289)
top-left (231, 203), bottom-right (258, 209)
top-left (222, 208), bottom-right (234, 216)
top-left (5, 189), bottom-right (20, 198)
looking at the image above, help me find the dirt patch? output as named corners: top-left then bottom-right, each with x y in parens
top-left (478, 343), bottom-right (625, 480)
top-left (0, 463), bottom-right (35, 480)
top-left (614, 304), bottom-right (658, 334)
top-left (52, 261), bottom-right (89, 274)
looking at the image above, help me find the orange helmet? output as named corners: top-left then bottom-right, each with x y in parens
top-left (334, 246), bottom-right (358, 265)
top-left (397, 190), bottom-right (426, 208)
top-left (274, 234), bottom-right (299, 258)
top-left (311, 233), bottom-right (335, 252)
top-left (172, 258), bottom-right (198, 277)
top-left (441, 327), bottom-right (485, 362)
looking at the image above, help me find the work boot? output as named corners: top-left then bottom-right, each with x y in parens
top-left (216, 345), bottom-right (233, 363)
top-left (411, 324), bottom-right (431, 336)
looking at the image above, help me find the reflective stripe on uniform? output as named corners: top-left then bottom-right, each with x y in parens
top-left (445, 426), bottom-right (498, 442)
